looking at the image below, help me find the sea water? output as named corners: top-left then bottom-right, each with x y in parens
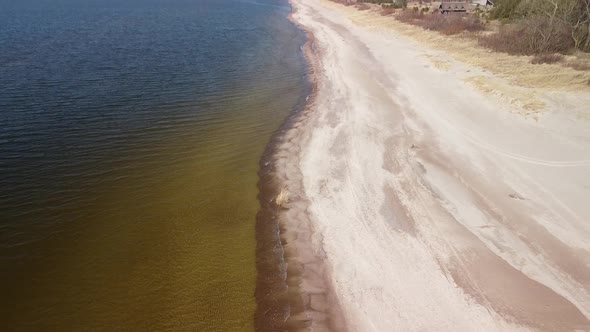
top-left (0, 0), bottom-right (307, 329)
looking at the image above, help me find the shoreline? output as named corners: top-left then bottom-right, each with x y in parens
top-left (254, 1), bottom-right (346, 330)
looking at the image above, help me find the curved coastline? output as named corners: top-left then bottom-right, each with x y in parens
top-left (254, 1), bottom-right (346, 330)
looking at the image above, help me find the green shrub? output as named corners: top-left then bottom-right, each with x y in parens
top-left (479, 16), bottom-right (574, 55)
top-left (489, 0), bottom-right (523, 20)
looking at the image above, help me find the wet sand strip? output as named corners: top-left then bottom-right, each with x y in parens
top-left (254, 7), bottom-right (346, 331)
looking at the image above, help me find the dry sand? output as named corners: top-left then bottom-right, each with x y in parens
top-left (277, 0), bottom-right (590, 330)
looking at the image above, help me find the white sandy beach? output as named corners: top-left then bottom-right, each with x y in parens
top-left (280, 0), bottom-right (590, 330)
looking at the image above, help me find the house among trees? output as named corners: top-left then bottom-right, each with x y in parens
top-left (471, 0), bottom-right (494, 5)
top-left (439, 0), bottom-right (493, 13)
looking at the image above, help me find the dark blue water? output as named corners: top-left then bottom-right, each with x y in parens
top-left (0, 0), bottom-right (307, 330)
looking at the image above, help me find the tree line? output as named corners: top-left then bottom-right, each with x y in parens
top-left (491, 0), bottom-right (590, 52)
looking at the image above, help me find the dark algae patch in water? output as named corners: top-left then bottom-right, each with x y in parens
top-left (0, 0), bottom-right (307, 330)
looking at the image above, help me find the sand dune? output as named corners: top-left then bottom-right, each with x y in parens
top-left (283, 0), bottom-right (590, 330)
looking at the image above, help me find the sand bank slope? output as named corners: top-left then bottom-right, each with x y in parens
top-left (290, 0), bottom-right (590, 330)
